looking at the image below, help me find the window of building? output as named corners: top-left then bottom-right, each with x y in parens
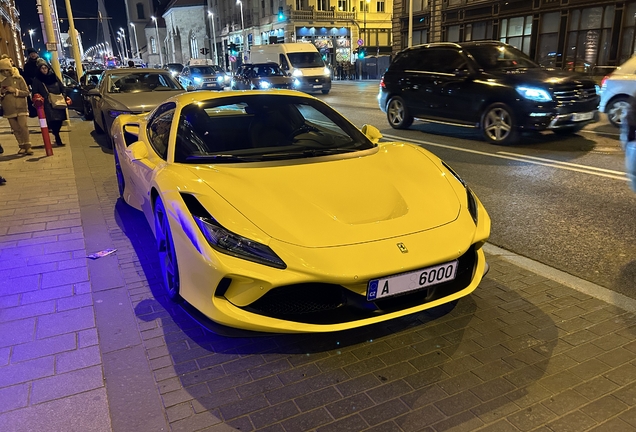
top-left (620, 2), bottom-right (636, 63)
top-left (500, 15), bottom-right (532, 55)
top-left (150, 37), bottom-right (157, 54)
top-left (410, 0), bottom-right (427, 13)
top-left (136, 3), bottom-right (145, 20)
top-left (359, 1), bottom-right (369, 13)
top-left (190, 36), bottom-right (199, 59)
top-left (566, 6), bottom-right (614, 69)
top-left (338, 0), bottom-right (348, 10)
top-left (376, 0), bottom-right (384, 12)
top-left (537, 12), bottom-right (560, 66)
top-left (447, 25), bottom-right (460, 42)
top-left (317, 0), bottom-right (328, 11)
top-left (465, 21), bottom-right (492, 42)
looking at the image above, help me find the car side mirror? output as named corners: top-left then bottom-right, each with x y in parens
top-left (125, 141), bottom-right (148, 161)
top-left (186, 85), bottom-right (196, 92)
top-left (361, 124), bottom-right (382, 144)
top-left (87, 88), bottom-right (100, 97)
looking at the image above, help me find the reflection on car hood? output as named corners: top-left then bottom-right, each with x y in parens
top-left (485, 68), bottom-right (598, 88)
top-left (187, 144), bottom-right (461, 248)
top-left (104, 90), bottom-right (185, 112)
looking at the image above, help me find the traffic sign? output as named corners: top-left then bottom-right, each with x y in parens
top-left (46, 43), bottom-right (57, 51)
top-left (229, 55), bottom-right (237, 62)
top-left (357, 39), bottom-right (364, 46)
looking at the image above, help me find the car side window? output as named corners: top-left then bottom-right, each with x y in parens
top-left (147, 102), bottom-right (176, 160)
top-left (427, 49), bottom-right (467, 74)
top-left (280, 54), bottom-right (290, 71)
top-left (393, 49), bottom-right (431, 71)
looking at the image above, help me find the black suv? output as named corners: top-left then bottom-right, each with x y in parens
top-left (378, 41), bottom-right (600, 145)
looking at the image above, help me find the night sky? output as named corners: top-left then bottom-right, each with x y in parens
top-left (16, 0), bottom-right (133, 56)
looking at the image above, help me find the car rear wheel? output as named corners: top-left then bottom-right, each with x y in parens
top-left (114, 150), bottom-right (125, 199)
top-left (606, 96), bottom-right (630, 128)
top-left (481, 103), bottom-right (518, 145)
top-left (84, 101), bottom-right (94, 121)
top-left (154, 197), bottom-right (183, 303)
top-left (386, 96), bottom-right (413, 129)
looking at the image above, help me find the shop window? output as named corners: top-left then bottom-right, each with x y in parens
top-left (447, 25), bottom-right (460, 42)
top-left (620, 2), bottom-right (636, 63)
top-left (565, 6), bottom-right (614, 70)
top-left (465, 21), bottom-right (492, 41)
top-left (537, 12), bottom-right (560, 66)
top-left (500, 15), bottom-right (532, 55)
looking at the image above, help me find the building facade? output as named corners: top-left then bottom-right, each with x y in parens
top-left (1, 0), bottom-right (21, 65)
top-left (125, 0), bottom-right (153, 61)
top-left (391, 0), bottom-right (636, 72)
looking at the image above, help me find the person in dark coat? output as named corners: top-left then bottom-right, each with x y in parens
top-left (31, 58), bottom-right (68, 146)
top-left (22, 48), bottom-right (39, 88)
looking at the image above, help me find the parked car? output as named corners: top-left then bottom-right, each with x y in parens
top-left (178, 64), bottom-right (229, 90)
top-left (599, 56), bottom-right (636, 127)
top-left (61, 74), bottom-right (86, 114)
top-left (111, 90), bottom-right (490, 333)
top-left (88, 68), bottom-right (185, 145)
top-left (163, 63), bottom-right (184, 77)
top-left (78, 68), bottom-right (104, 120)
top-left (231, 62), bottom-right (296, 90)
top-left (379, 41), bottom-right (600, 145)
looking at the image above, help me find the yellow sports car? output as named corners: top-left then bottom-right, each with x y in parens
top-left (112, 90), bottom-right (490, 333)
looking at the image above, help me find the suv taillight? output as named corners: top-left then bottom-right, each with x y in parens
top-left (379, 77), bottom-right (385, 88)
top-left (601, 75), bottom-right (609, 87)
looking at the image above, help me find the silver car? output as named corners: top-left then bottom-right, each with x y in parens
top-left (88, 68), bottom-right (185, 144)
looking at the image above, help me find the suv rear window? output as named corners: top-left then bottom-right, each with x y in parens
top-left (390, 47), bottom-right (467, 74)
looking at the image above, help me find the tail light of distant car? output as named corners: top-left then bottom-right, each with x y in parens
top-left (601, 75), bottom-right (609, 89)
top-left (379, 77), bottom-right (385, 88)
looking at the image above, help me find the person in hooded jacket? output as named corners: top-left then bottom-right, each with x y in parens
top-left (0, 58), bottom-right (32, 154)
top-left (31, 58), bottom-right (69, 146)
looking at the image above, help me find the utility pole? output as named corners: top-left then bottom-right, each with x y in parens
top-left (39, 0), bottom-right (62, 78)
top-left (64, 0), bottom-right (83, 79)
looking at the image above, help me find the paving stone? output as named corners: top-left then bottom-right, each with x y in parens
top-left (336, 374), bottom-right (382, 397)
top-left (574, 376), bottom-right (621, 399)
top-left (30, 364), bottom-right (104, 404)
top-left (545, 410), bottom-right (597, 432)
top-left (470, 395), bottom-right (520, 423)
top-left (604, 363), bottom-right (636, 386)
top-left (36, 306), bottom-right (95, 338)
top-left (568, 358), bottom-right (612, 381)
top-left (0, 300), bottom-right (55, 323)
top-left (360, 399), bottom-right (410, 426)
top-left (315, 414), bottom-right (368, 432)
top-left (537, 370), bottom-right (582, 393)
top-left (218, 395), bottom-right (270, 420)
top-left (583, 394), bottom-right (629, 422)
top-left (170, 411), bottom-right (224, 432)
top-left (0, 355), bottom-right (54, 387)
top-left (589, 417), bottom-right (636, 432)
top-left (431, 410), bottom-right (484, 432)
top-left (0, 383), bottom-right (29, 414)
top-left (281, 408), bottom-right (333, 432)
top-left (506, 403), bottom-right (556, 431)
top-left (11, 333), bottom-right (76, 362)
top-left (540, 389), bottom-right (589, 415)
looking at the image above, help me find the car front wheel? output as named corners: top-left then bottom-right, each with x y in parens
top-left (481, 103), bottom-right (518, 145)
top-left (386, 96), bottom-right (413, 129)
top-left (154, 197), bottom-right (183, 303)
top-left (606, 97), bottom-right (630, 128)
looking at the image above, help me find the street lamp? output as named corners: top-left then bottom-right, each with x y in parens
top-left (151, 16), bottom-right (163, 66)
top-left (119, 28), bottom-right (130, 60)
top-left (237, 0), bottom-right (245, 54)
top-left (208, 11), bottom-right (218, 65)
top-left (28, 29), bottom-right (35, 48)
top-left (363, 0), bottom-right (370, 46)
top-left (130, 23), bottom-right (140, 59)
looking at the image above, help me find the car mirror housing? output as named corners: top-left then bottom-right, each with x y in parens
top-left (87, 88), bottom-right (101, 97)
top-left (186, 85), bottom-right (196, 92)
top-left (125, 141), bottom-right (148, 161)
top-left (361, 124), bottom-right (382, 144)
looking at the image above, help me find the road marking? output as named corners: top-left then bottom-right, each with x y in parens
top-left (382, 133), bottom-right (628, 182)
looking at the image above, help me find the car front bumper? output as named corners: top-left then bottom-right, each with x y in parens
top-left (518, 98), bottom-right (600, 131)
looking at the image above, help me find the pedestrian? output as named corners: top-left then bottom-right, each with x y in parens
top-left (31, 58), bottom-right (69, 147)
top-left (22, 48), bottom-right (39, 88)
top-left (0, 58), bottom-right (32, 154)
top-left (127, 60), bottom-right (136, 68)
top-left (621, 95), bottom-right (636, 192)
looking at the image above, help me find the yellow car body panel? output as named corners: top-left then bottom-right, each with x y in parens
top-left (111, 90), bottom-right (491, 333)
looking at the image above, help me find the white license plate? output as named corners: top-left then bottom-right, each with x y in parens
top-left (313, 84), bottom-right (323, 89)
top-left (367, 260), bottom-right (458, 301)
top-left (572, 112), bottom-right (594, 122)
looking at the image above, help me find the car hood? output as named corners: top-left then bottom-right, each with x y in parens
top-left (105, 90), bottom-right (184, 112)
top-left (484, 68), bottom-right (597, 88)
top-left (251, 76), bottom-right (293, 84)
top-left (186, 144), bottom-right (462, 248)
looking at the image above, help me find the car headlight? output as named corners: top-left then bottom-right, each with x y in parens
top-left (441, 161), bottom-right (478, 224)
top-left (292, 69), bottom-right (303, 77)
top-left (217, 75), bottom-right (224, 82)
top-left (258, 81), bottom-right (271, 89)
top-left (224, 75), bottom-right (231, 82)
top-left (194, 216), bottom-right (286, 269)
top-left (109, 110), bottom-right (130, 118)
top-left (516, 86), bottom-right (552, 102)
top-left (293, 79), bottom-right (301, 88)
top-left (170, 71), bottom-right (177, 77)
top-left (193, 77), bottom-right (202, 83)
top-left (323, 67), bottom-right (330, 76)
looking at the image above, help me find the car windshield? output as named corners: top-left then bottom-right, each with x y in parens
top-left (465, 44), bottom-right (539, 71)
top-left (191, 66), bottom-right (223, 75)
top-left (106, 72), bottom-right (182, 93)
top-left (250, 64), bottom-right (286, 77)
top-left (175, 94), bottom-right (375, 164)
top-left (287, 52), bottom-right (324, 68)
top-left (167, 64), bottom-right (183, 72)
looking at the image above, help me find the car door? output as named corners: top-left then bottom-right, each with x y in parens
top-left (426, 48), bottom-right (477, 124)
top-left (391, 48), bottom-right (437, 118)
top-left (179, 67), bottom-right (190, 87)
top-left (62, 75), bottom-right (85, 112)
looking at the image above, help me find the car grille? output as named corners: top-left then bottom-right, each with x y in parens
top-left (242, 246), bottom-right (477, 325)
top-left (553, 84), bottom-right (598, 104)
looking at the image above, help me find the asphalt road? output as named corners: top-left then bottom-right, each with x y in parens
top-left (317, 81), bottom-right (636, 298)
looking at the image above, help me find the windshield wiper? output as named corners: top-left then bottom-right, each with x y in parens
top-left (259, 148), bottom-right (354, 160)
top-left (184, 154), bottom-right (261, 163)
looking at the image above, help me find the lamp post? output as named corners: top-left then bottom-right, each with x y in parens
top-left (130, 23), bottom-right (140, 59)
top-left (119, 28), bottom-right (130, 60)
top-left (151, 16), bottom-right (163, 65)
top-left (28, 29), bottom-right (35, 48)
top-left (208, 11), bottom-right (217, 65)
top-left (363, 0), bottom-right (370, 46)
top-left (237, 0), bottom-right (245, 54)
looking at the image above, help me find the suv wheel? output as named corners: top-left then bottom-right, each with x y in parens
top-left (606, 96), bottom-right (630, 127)
top-left (386, 97), bottom-right (413, 129)
top-left (481, 103), bottom-right (518, 145)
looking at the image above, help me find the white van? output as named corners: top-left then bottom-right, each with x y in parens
top-left (249, 43), bottom-right (332, 94)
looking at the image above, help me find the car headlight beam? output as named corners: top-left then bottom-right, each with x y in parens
top-left (516, 86), bottom-right (552, 102)
top-left (258, 81), bottom-right (271, 89)
top-left (194, 216), bottom-right (287, 269)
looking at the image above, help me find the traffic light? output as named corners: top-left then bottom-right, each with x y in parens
top-left (229, 43), bottom-right (237, 56)
top-left (358, 47), bottom-right (365, 59)
top-left (199, 47), bottom-right (209, 55)
top-left (277, 6), bottom-right (285, 21)
top-left (43, 51), bottom-right (52, 62)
